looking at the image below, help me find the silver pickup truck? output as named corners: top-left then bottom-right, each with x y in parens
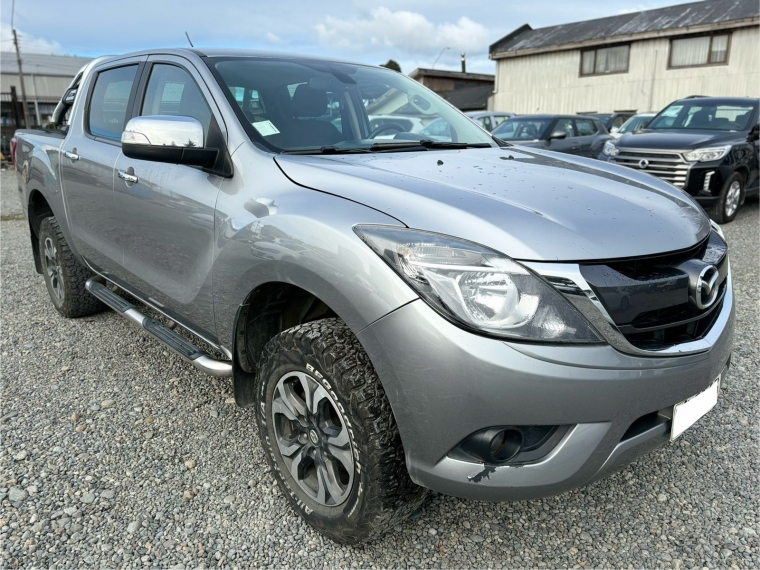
top-left (14, 48), bottom-right (734, 545)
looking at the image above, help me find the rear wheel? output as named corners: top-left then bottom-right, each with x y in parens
top-left (254, 318), bottom-right (426, 544)
top-left (38, 217), bottom-right (104, 318)
top-left (709, 172), bottom-right (744, 224)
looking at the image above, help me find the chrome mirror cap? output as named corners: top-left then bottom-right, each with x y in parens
top-left (121, 115), bottom-right (203, 147)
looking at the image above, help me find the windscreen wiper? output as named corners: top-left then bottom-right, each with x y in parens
top-left (368, 140), bottom-right (494, 152)
top-left (280, 146), bottom-right (372, 155)
top-left (417, 140), bottom-right (493, 149)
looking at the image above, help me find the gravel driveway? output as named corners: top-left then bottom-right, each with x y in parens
top-left (1, 170), bottom-right (758, 568)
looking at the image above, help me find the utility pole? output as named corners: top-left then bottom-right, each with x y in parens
top-left (12, 28), bottom-right (31, 128)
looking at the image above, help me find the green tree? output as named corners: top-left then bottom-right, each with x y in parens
top-left (380, 59), bottom-right (401, 73)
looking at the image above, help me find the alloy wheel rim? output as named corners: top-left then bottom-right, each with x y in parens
top-left (725, 181), bottom-right (741, 217)
top-left (44, 237), bottom-right (64, 301)
top-left (271, 371), bottom-right (355, 506)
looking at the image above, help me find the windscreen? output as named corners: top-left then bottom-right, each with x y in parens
top-left (492, 118), bottom-right (552, 141)
top-left (647, 101), bottom-right (758, 131)
top-left (209, 57), bottom-right (495, 152)
top-left (618, 115), bottom-right (651, 134)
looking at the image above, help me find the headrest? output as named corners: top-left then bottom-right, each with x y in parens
top-left (291, 84), bottom-right (328, 118)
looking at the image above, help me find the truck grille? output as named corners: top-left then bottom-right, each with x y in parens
top-left (579, 231), bottom-right (728, 351)
top-left (611, 149), bottom-right (691, 188)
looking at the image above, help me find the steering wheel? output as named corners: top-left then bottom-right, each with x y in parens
top-left (723, 122), bottom-right (742, 130)
top-left (369, 123), bottom-right (405, 138)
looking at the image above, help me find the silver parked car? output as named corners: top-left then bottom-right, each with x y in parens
top-left (15, 49), bottom-right (733, 545)
top-left (465, 110), bottom-right (515, 131)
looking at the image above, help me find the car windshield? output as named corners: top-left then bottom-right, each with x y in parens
top-left (492, 118), bottom-right (551, 141)
top-left (208, 57), bottom-right (496, 153)
top-left (618, 115), bottom-right (652, 134)
top-left (647, 101), bottom-right (758, 131)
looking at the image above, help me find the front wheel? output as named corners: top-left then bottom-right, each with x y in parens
top-left (709, 172), bottom-right (744, 224)
top-left (254, 319), bottom-right (426, 544)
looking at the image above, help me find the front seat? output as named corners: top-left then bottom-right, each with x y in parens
top-left (689, 109), bottom-right (714, 129)
top-left (286, 84), bottom-right (342, 147)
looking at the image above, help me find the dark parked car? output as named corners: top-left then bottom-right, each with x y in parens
top-left (601, 97), bottom-right (759, 223)
top-left (493, 114), bottom-right (611, 158)
top-left (587, 112), bottom-right (636, 132)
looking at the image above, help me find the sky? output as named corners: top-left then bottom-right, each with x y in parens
top-left (2, 0), bottom-right (684, 75)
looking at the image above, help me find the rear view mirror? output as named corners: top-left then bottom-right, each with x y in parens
top-left (121, 115), bottom-right (218, 169)
top-left (548, 130), bottom-right (567, 140)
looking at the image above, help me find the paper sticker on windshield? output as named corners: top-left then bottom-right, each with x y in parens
top-left (252, 120), bottom-right (280, 136)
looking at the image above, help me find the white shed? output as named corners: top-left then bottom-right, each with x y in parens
top-left (489, 0), bottom-right (759, 114)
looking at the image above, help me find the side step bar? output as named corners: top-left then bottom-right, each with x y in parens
top-left (85, 278), bottom-right (232, 378)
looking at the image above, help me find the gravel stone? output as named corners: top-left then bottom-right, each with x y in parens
top-left (13, 450), bottom-right (28, 461)
top-left (80, 492), bottom-right (96, 504)
top-left (100, 399), bottom-right (115, 409)
top-left (1, 174), bottom-right (758, 567)
top-left (8, 487), bottom-right (28, 502)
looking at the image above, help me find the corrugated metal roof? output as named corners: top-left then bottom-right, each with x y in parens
top-left (0, 52), bottom-right (93, 76)
top-left (490, 0), bottom-right (759, 56)
top-left (409, 68), bottom-right (494, 81)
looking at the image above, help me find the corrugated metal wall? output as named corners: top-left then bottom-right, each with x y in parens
top-left (491, 26), bottom-right (759, 114)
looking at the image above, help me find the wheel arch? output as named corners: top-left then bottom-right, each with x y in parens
top-left (27, 189), bottom-right (54, 274)
top-left (230, 281), bottom-right (342, 406)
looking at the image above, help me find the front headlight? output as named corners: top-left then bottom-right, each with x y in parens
top-left (683, 146), bottom-right (731, 162)
top-left (602, 140), bottom-right (619, 157)
top-left (354, 226), bottom-right (600, 343)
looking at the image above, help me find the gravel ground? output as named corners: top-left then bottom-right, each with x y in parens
top-left (1, 169), bottom-right (758, 568)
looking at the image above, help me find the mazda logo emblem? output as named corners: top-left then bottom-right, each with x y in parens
top-left (638, 159), bottom-right (649, 169)
top-left (694, 265), bottom-right (720, 309)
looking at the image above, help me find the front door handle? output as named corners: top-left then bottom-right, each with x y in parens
top-left (117, 169), bottom-right (138, 184)
top-left (63, 149), bottom-right (79, 162)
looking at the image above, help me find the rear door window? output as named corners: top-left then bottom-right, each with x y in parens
top-left (88, 65), bottom-right (139, 140)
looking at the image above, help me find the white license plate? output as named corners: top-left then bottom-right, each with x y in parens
top-left (671, 375), bottom-right (721, 440)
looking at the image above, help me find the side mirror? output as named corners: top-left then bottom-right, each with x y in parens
top-left (610, 126), bottom-right (619, 134)
top-left (548, 129), bottom-right (567, 140)
top-left (121, 115), bottom-right (219, 170)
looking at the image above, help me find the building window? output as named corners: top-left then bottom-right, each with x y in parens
top-left (669, 34), bottom-right (730, 68)
top-left (580, 45), bottom-right (629, 76)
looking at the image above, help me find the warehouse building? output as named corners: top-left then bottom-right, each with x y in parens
top-left (409, 68), bottom-right (495, 111)
top-left (489, 0), bottom-right (759, 114)
top-left (1, 52), bottom-right (92, 133)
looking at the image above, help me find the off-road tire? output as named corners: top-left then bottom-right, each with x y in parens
top-left (709, 172), bottom-right (744, 224)
top-left (255, 318), bottom-right (427, 544)
top-left (38, 217), bottom-right (104, 318)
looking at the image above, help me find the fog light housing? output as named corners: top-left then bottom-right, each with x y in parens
top-left (700, 171), bottom-right (715, 195)
top-left (450, 425), bottom-right (568, 465)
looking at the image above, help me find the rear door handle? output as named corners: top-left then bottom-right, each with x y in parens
top-left (63, 149), bottom-right (79, 162)
top-left (117, 169), bottom-right (138, 184)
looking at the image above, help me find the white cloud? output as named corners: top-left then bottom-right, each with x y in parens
top-left (1, 24), bottom-right (63, 54)
top-left (314, 7), bottom-right (490, 57)
top-left (266, 32), bottom-right (284, 44)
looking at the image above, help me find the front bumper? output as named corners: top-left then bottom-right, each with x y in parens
top-left (357, 289), bottom-right (734, 501)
